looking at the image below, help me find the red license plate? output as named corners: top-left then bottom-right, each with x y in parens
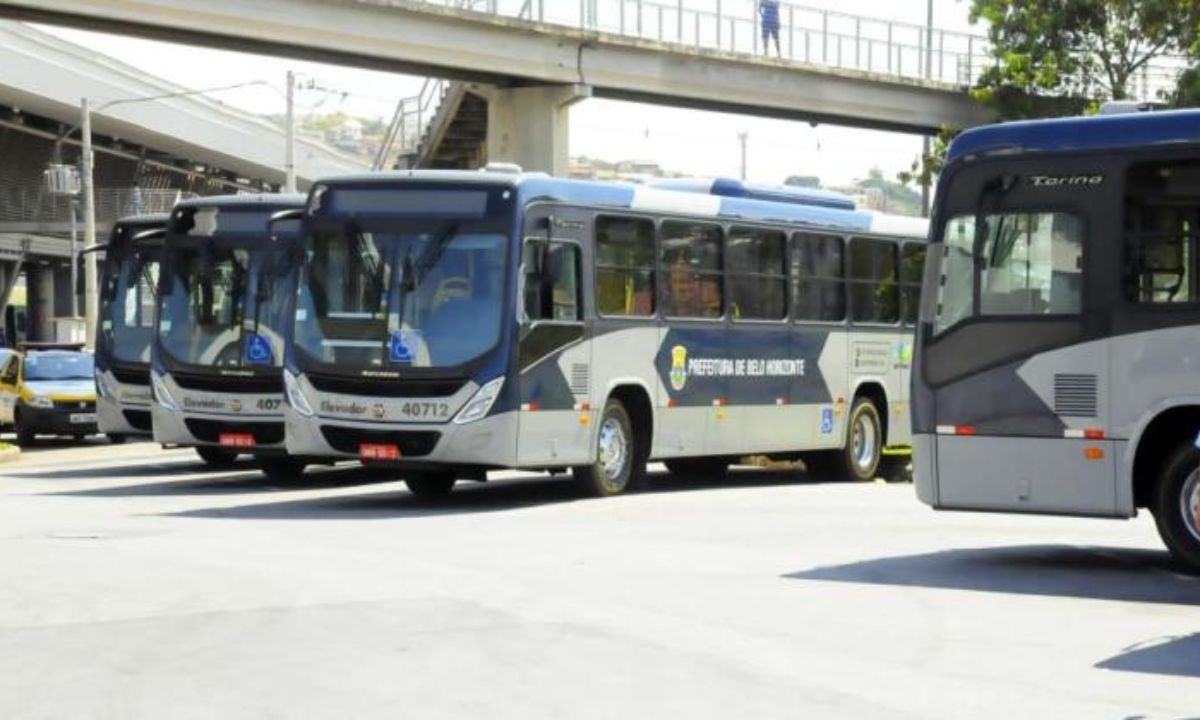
top-left (218, 432), bottom-right (256, 449)
top-left (360, 443), bottom-right (401, 462)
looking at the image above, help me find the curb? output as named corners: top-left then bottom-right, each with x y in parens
top-left (0, 445), bottom-right (21, 464)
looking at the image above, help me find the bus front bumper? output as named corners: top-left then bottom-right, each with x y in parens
top-left (285, 409), bottom-right (518, 470)
top-left (152, 404), bottom-right (287, 455)
top-left (97, 394), bottom-right (153, 437)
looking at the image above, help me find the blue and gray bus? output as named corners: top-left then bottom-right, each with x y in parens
top-left (150, 194), bottom-right (305, 476)
top-left (283, 171), bottom-right (927, 498)
top-left (94, 213), bottom-right (168, 443)
top-left (913, 107), bottom-right (1200, 571)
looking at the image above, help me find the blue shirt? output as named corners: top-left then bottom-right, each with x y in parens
top-left (760, 0), bottom-right (781, 31)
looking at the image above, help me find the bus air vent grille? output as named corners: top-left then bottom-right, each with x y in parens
top-left (1054, 374), bottom-right (1098, 417)
top-left (570, 364), bottom-right (589, 395)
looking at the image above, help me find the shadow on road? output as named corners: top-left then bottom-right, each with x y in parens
top-left (1096, 633), bottom-right (1200, 678)
top-left (160, 467), bottom-right (822, 520)
top-left (785, 544), bottom-right (1199, 606)
top-left (40, 464), bottom-right (405, 497)
top-left (13, 458), bottom-right (256, 481)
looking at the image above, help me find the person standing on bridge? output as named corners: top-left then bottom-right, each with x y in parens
top-left (760, 0), bottom-right (782, 58)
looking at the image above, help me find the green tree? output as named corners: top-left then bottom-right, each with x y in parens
top-left (969, 0), bottom-right (1200, 116)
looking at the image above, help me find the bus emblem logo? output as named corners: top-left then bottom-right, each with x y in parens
top-left (669, 345), bottom-right (688, 391)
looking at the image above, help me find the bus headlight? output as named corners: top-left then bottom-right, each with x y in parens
top-left (284, 368), bottom-right (315, 417)
top-left (24, 393), bottom-right (53, 409)
top-left (94, 369), bottom-right (116, 400)
top-left (453, 377), bottom-right (504, 425)
top-left (150, 369), bottom-right (177, 411)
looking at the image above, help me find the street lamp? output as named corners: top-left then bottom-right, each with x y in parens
top-left (69, 80), bottom-right (279, 347)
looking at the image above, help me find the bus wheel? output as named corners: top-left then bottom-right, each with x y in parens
top-left (664, 457), bottom-right (730, 480)
top-left (108, 434), bottom-right (128, 445)
top-left (14, 413), bottom-right (34, 448)
top-left (1152, 444), bottom-right (1200, 573)
top-left (574, 399), bottom-right (642, 497)
top-left (836, 398), bottom-right (883, 482)
top-left (258, 456), bottom-right (307, 482)
top-left (405, 472), bottom-right (456, 500)
top-left (195, 446), bottom-right (238, 469)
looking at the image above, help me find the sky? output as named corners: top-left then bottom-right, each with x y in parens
top-left (37, 0), bottom-right (979, 188)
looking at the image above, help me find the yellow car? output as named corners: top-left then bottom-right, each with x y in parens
top-left (0, 344), bottom-right (98, 447)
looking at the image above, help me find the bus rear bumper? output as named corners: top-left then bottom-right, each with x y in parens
top-left (285, 410), bottom-right (519, 469)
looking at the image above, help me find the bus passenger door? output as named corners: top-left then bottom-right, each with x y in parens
top-left (921, 210), bottom-right (1116, 515)
top-left (515, 216), bottom-right (592, 467)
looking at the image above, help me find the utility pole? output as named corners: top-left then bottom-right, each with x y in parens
top-left (921, 0), bottom-right (934, 218)
top-left (285, 70), bottom-right (297, 193)
top-left (738, 131), bottom-right (748, 181)
top-left (80, 97), bottom-right (98, 347)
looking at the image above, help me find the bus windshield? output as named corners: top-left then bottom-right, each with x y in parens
top-left (294, 219), bottom-right (507, 370)
top-left (99, 242), bottom-right (158, 365)
top-left (158, 240), bottom-right (296, 370)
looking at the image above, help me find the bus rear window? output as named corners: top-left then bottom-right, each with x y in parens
top-left (934, 212), bottom-right (1084, 335)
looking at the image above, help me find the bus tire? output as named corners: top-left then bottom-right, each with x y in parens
top-left (405, 472), bottom-right (456, 500)
top-left (108, 434), bottom-right (128, 445)
top-left (258, 456), bottom-right (307, 482)
top-left (1152, 443), bottom-right (1200, 573)
top-left (196, 446), bottom-right (238, 469)
top-left (574, 398), bottom-right (643, 497)
top-left (664, 457), bottom-right (730, 480)
top-left (836, 398), bottom-right (883, 482)
top-left (14, 412), bottom-right (34, 448)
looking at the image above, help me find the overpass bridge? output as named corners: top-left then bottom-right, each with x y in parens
top-left (0, 0), bottom-right (1008, 175)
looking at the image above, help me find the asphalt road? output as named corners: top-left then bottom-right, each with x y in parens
top-left (0, 442), bottom-right (1196, 719)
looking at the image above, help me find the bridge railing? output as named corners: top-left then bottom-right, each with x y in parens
top-left (374, 77), bottom-right (450, 169)
top-left (425, 0), bottom-right (1187, 100)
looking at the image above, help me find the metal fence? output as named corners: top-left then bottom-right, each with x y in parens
top-left (419, 0), bottom-right (1188, 99)
top-left (0, 188), bottom-right (188, 227)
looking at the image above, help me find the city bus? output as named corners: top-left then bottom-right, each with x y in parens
top-left (94, 213), bottom-right (169, 443)
top-left (283, 170), bottom-right (927, 497)
top-left (912, 108), bottom-right (1200, 571)
top-left (150, 194), bottom-right (306, 477)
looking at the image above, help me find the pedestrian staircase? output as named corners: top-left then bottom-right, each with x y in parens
top-left (375, 80), bottom-right (489, 172)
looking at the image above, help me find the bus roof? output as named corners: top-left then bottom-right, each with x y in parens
top-left (316, 171), bottom-right (929, 241)
top-left (947, 108), bottom-right (1200, 163)
top-left (648, 177), bottom-right (856, 211)
top-left (173, 193), bottom-right (306, 210)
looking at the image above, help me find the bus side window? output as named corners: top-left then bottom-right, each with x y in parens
top-left (1126, 160), bottom-right (1200, 304)
top-left (596, 216), bottom-right (655, 317)
top-left (523, 242), bottom-right (581, 322)
top-left (794, 233), bottom-right (845, 322)
top-left (848, 238), bottom-right (899, 324)
top-left (728, 226), bottom-right (787, 320)
top-left (660, 220), bottom-right (723, 319)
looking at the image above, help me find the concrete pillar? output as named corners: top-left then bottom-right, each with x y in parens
top-left (53, 262), bottom-right (75, 319)
top-left (27, 264), bottom-right (53, 343)
top-left (484, 84), bottom-right (591, 175)
top-left (0, 259), bottom-right (21, 344)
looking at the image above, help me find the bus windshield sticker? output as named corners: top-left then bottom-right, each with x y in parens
top-left (244, 333), bottom-right (274, 366)
top-left (389, 330), bottom-right (418, 364)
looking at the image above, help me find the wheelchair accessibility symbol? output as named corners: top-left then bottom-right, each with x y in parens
top-left (820, 408), bottom-right (834, 435)
top-left (389, 330), bottom-right (418, 364)
top-left (244, 333), bottom-right (274, 366)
